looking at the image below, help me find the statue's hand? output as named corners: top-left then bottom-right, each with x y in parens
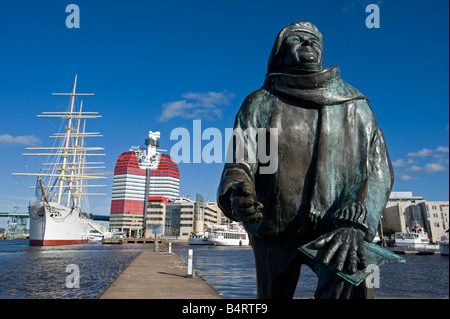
top-left (313, 228), bottom-right (368, 274)
top-left (335, 201), bottom-right (366, 224)
top-left (230, 181), bottom-right (263, 224)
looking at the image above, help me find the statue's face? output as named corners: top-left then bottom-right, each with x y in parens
top-left (280, 31), bottom-right (323, 73)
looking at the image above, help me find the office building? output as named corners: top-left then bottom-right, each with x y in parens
top-left (382, 192), bottom-right (449, 242)
top-left (109, 131), bottom-right (180, 236)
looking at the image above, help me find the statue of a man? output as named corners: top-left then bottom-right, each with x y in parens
top-left (217, 22), bottom-right (394, 299)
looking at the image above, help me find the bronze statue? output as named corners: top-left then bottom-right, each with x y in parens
top-left (217, 22), bottom-right (394, 299)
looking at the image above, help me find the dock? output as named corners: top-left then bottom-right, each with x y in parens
top-left (98, 248), bottom-right (224, 299)
top-left (102, 237), bottom-right (156, 244)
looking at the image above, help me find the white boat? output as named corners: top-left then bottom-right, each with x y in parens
top-left (88, 230), bottom-right (104, 242)
top-left (13, 76), bottom-right (106, 246)
top-left (207, 223), bottom-right (249, 246)
top-left (439, 230), bottom-right (449, 256)
top-left (394, 225), bottom-right (430, 249)
top-left (188, 232), bottom-right (213, 245)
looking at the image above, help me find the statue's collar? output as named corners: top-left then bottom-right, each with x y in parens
top-left (263, 65), bottom-right (367, 108)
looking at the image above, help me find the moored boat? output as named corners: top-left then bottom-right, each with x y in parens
top-left (188, 232), bottom-right (214, 245)
top-left (394, 225), bottom-right (430, 249)
top-left (207, 223), bottom-right (249, 246)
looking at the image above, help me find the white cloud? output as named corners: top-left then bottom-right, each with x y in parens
top-left (407, 146), bottom-right (449, 158)
top-left (423, 163), bottom-right (447, 173)
top-left (394, 145), bottom-right (449, 183)
top-left (407, 163), bottom-right (447, 173)
top-left (407, 148), bottom-right (434, 157)
top-left (158, 91), bottom-right (235, 122)
top-left (436, 146), bottom-right (449, 153)
top-left (392, 158), bottom-right (415, 167)
top-left (181, 91), bottom-right (233, 108)
top-left (398, 174), bottom-right (418, 181)
top-left (0, 134), bottom-right (41, 146)
top-left (409, 165), bottom-right (423, 172)
top-left (159, 100), bottom-right (192, 122)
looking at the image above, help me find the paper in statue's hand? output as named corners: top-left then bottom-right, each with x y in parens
top-left (298, 235), bottom-right (405, 286)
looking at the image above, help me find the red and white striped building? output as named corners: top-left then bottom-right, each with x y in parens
top-left (109, 131), bottom-right (180, 236)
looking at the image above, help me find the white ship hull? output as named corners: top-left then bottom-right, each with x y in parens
top-left (394, 228), bottom-right (430, 249)
top-left (188, 238), bottom-right (214, 245)
top-left (394, 237), bottom-right (430, 249)
top-left (206, 223), bottom-right (250, 246)
top-left (208, 237), bottom-right (249, 246)
top-left (188, 232), bottom-right (214, 245)
top-left (29, 201), bottom-right (90, 246)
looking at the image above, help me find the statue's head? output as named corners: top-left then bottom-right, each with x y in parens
top-left (267, 22), bottom-right (323, 74)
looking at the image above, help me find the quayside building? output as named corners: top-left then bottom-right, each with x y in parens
top-left (145, 195), bottom-right (222, 239)
top-left (108, 131), bottom-right (222, 238)
top-left (382, 191), bottom-right (449, 243)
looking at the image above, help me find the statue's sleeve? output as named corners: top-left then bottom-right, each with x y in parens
top-left (217, 98), bottom-right (259, 221)
top-left (332, 101), bottom-right (394, 241)
top-left (361, 121), bottom-right (394, 240)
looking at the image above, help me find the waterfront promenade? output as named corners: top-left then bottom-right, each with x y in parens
top-left (99, 248), bottom-right (224, 299)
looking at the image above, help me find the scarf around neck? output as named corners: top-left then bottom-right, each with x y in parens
top-left (263, 65), bottom-right (367, 108)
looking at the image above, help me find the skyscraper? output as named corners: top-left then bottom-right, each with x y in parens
top-left (109, 131), bottom-right (180, 236)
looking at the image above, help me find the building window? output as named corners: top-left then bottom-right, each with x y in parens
top-left (412, 206), bottom-right (421, 220)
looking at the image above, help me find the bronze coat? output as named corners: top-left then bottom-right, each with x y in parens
top-left (217, 65), bottom-right (394, 242)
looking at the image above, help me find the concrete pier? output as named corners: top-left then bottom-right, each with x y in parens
top-left (102, 237), bottom-right (157, 244)
top-left (98, 250), bottom-right (224, 299)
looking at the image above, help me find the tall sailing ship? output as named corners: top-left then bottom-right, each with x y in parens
top-left (13, 76), bottom-right (106, 246)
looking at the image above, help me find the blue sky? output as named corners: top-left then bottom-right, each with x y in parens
top-left (0, 0), bottom-right (448, 222)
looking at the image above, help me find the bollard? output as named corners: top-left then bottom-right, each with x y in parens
top-left (187, 249), bottom-right (194, 278)
top-left (168, 242), bottom-right (172, 255)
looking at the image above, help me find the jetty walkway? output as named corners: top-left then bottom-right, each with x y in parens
top-left (98, 246), bottom-right (224, 299)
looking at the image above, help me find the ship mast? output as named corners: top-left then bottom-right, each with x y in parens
top-left (66, 100), bottom-right (84, 206)
top-left (12, 75), bottom-right (105, 209)
top-left (51, 75), bottom-right (91, 205)
top-left (75, 119), bottom-right (87, 209)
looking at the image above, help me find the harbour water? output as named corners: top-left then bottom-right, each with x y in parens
top-left (0, 240), bottom-right (144, 299)
top-left (0, 240), bottom-right (448, 299)
top-left (171, 244), bottom-right (449, 299)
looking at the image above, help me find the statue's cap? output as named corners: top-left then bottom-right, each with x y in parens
top-left (267, 22), bottom-right (323, 72)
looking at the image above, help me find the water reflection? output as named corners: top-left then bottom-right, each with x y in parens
top-left (0, 240), bottom-right (148, 299)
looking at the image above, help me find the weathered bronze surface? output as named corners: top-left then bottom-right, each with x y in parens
top-left (217, 22), bottom-right (394, 299)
